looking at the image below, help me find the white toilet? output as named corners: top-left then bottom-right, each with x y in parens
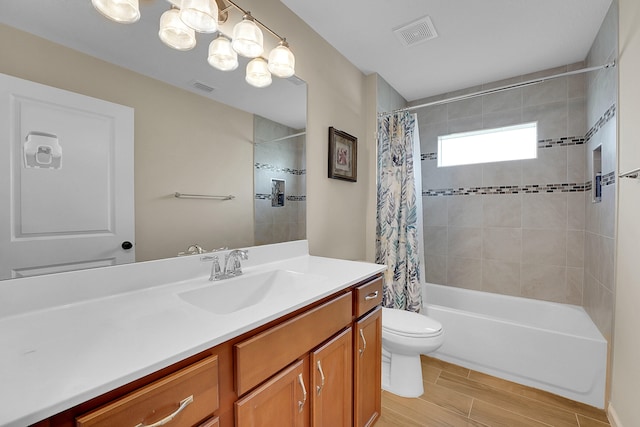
top-left (381, 307), bottom-right (444, 398)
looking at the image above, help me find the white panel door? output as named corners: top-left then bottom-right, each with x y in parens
top-left (0, 73), bottom-right (134, 280)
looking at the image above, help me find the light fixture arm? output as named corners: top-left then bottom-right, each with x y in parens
top-left (224, 0), bottom-right (287, 43)
top-left (214, 0), bottom-right (230, 24)
top-left (112, 0), bottom-right (296, 87)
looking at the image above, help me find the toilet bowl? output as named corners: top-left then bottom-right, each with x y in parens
top-left (382, 307), bottom-right (444, 398)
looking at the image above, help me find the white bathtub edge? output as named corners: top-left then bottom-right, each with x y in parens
top-left (423, 282), bottom-right (607, 409)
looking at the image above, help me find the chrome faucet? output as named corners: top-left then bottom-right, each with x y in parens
top-left (223, 249), bottom-right (249, 278)
top-left (203, 249), bottom-right (248, 281)
top-left (202, 255), bottom-right (223, 281)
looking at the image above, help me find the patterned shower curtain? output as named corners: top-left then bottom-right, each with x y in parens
top-left (376, 111), bottom-right (422, 313)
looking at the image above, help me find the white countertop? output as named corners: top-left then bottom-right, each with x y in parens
top-left (0, 241), bottom-right (386, 427)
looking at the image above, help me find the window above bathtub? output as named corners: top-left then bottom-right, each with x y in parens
top-left (437, 122), bottom-right (537, 167)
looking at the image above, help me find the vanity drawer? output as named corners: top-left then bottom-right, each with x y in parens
top-left (354, 276), bottom-right (383, 317)
top-left (76, 355), bottom-right (219, 427)
top-left (235, 292), bottom-right (351, 395)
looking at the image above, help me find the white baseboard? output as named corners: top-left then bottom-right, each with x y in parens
top-left (608, 403), bottom-right (622, 427)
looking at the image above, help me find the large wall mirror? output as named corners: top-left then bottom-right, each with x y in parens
top-left (0, 0), bottom-right (306, 280)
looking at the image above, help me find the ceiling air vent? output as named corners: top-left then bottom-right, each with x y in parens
top-left (393, 16), bottom-right (438, 47)
top-left (191, 80), bottom-right (215, 93)
top-left (286, 75), bottom-right (306, 86)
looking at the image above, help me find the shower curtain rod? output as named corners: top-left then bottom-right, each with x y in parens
top-left (378, 61), bottom-right (617, 118)
top-left (256, 131), bottom-right (306, 144)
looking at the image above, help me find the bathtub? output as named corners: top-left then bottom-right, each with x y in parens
top-left (423, 283), bottom-right (607, 408)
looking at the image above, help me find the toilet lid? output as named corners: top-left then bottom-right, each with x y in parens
top-left (382, 307), bottom-right (443, 337)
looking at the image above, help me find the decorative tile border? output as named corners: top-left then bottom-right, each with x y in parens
top-left (254, 162), bottom-right (306, 176)
top-left (421, 104), bottom-right (616, 163)
top-left (538, 136), bottom-right (585, 148)
top-left (420, 104), bottom-right (617, 197)
top-left (422, 134), bottom-right (584, 163)
top-left (423, 182), bottom-right (588, 197)
top-left (255, 193), bottom-right (307, 201)
top-left (585, 104), bottom-right (616, 143)
top-left (602, 171), bottom-right (616, 186)
top-left (423, 172), bottom-right (615, 196)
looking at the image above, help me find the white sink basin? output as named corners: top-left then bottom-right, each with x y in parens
top-left (178, 270), bottom-right (327, 314)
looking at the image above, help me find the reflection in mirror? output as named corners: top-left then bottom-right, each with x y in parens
top-left (271, 180), bottom-right (286, 208)
top-left (0, 0), bottom-right (306, 280)
top-left (254, 115), bottom-right (306, 245)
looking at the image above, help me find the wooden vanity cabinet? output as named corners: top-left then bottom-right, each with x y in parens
top-left (75, 355), bottom-right (220, 427)
top-left (353, 276), bottom-right (383, 427)
top-left (233, 292), bottom-right (353, 427)
top-left (31, 273), bottom-right (383, 427)
top-left (310, 328), bottom-right (353, 426)
top-left (235, 358), bottom-right (310, 427)
top-left (234, 274), bottom-right (383, 427)
top-left (354, 307), bottom-right (382, 427)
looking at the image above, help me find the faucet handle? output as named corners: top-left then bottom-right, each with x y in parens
top-left (224, 249), bottom-right (249, 277)
top-left (236, 249), bottom-right (249, 260)
top-left (205, 255), bottom-right (223, 281)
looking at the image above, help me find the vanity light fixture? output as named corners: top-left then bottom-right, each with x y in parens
top-left (179, 0), bottom-right (218, 33)
top-left (91, 0), bottom-right (296, 88)
top-left (208, 35), bottom-right (239, 70)
top-left (245, 57), bottom-right (272, 88)
top-left (91, 0), bottom-right (140, 24)
top-left (159, 7), bottom-right (197, 50)
top-left (267, 39), bottom-right (295, 78)
top-left (231, 13), bottom-right (264, 58)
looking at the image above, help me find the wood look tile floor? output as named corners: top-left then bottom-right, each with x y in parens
top-left (377, 356), bottom-right (611, 427)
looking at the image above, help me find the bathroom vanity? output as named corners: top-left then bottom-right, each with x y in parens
top-left (0, 241), bottom-right (385, 427)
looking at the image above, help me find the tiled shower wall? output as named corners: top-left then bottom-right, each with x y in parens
top-left (412, 56), bottom-right (616, 305)
top-left (584, 1), bottom-right (618, 339)
top-left (254, 115), bottom-right (306, 245)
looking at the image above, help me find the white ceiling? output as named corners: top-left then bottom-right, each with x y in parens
top-left (281, 0), bottom-right (613, 103)
top-left (0, 0), bottom-right (307, 129)
top-left (0, 0), bottom-right (613, 124)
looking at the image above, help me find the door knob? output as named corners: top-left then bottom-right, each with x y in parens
top-left (121, 241), bottom-right (133, 250)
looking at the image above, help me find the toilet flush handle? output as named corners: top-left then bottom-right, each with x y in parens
top-left (359, 328), bottom-right (367, 356)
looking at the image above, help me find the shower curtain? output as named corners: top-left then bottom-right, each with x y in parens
top-left (376, 111), bottom-right (424, 313)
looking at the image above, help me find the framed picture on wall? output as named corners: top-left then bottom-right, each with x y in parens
top-left (328, 127), bottom-right (358, 182)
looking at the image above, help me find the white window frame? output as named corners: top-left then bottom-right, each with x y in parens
top-left (437, 122), bottom-right (538, 167)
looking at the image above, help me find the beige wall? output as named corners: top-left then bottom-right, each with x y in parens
top-left (0, 24), bottom-right (255, 261)
top-left (250, 0), bottom-right (370, 261)
top-left (0, 0), bottom-right (373, 263)
top-left (611, 0), bottom-right (640, 424)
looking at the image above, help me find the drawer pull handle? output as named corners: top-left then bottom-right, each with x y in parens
top-left (359, 328), bottom-right (367, 356)
top-left (134, 395), bottom-right (193, 427)
top-left (365, 291), bottom-right (379, 301)
top-left (297, 373), bottom-right (307, 413)
top-left (316, 360), bottom-right (325, 395)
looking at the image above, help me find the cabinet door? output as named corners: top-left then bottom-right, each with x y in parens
top-left (235, 358), bottom-right (310, 427)
top-left (354, 307), bottom-right (382, 427)
top-left (310, 328), bottom-right (353, 427)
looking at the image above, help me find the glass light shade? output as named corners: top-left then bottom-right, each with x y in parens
top-left (208, 36), bottom-right (239, 71)
top-left (179, 0), bottom-right (218, 33)
top-left (91, 0), bottom-right (140, 24)
top-left (232, 17), bottom-right (264, 58)
top-left (268, 43), bottom-right (295, 78)
top-left (245, 58), bottom-right (272, 88)
top-left (159, 9), bottom-right (196, 51)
